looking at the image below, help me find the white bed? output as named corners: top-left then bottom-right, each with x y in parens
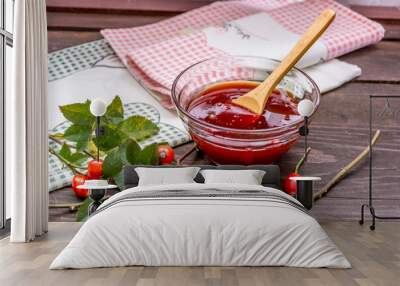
top-left (50, 176), bottom-right (350, 269)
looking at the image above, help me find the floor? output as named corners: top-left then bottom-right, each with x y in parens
top-left (0, 222), bottom-right (399, 286)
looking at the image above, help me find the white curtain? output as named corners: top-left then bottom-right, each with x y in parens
top-left (8, 0), bottom-right (48, 242)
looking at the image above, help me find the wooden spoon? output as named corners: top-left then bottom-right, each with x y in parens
top-left (232, 9), bottom-right (336, 115)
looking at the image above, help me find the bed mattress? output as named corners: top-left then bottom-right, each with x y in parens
top-left (50, 183), bottom-right (350, 269)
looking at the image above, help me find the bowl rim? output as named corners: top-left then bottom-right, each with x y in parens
top-left (171, 56), bottom-right (320, 134)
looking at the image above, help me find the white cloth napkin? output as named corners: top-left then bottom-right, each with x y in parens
top-left (304, 59), bottom-right (361, 93)
top-left (203, 12), bottom-right (362, 93)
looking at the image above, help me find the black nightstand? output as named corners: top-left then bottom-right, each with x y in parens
top-left (77, 181), bottom-right (117, 215)
top-left (290, 176), bottom-right (321, 210)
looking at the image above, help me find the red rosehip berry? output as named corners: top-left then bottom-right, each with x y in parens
top-left (158, 145), bottom-right (174, 165)
top-left (72, 174), bottom-right (89, 199)
top-left (87, 160), bottom-right (103, 179)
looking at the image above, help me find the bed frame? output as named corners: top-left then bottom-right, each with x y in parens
top-left (123, 165), bottom-right (281, 190)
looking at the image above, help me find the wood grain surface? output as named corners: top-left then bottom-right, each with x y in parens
top-left (47, 0), bottom-right (215, 13)
top-left (46, 0), bottom-right (214, 31)
top-left (47, 3), bottom-right (400, 223)
top-left (1, 222), bottom-right (400, 286)
top-left (46, 0), bottom-right (400, 41)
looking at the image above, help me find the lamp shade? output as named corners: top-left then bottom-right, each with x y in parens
top-left (90, 99), bottom-right (107, 117)
top-left (297, 99), bottom-right (315, 117)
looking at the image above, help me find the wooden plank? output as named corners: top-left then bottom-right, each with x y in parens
top-left (46, 2), bottom-right (400, 41)
top-left (46, 1), bottom-right (400, 20)
top-left (327, 82), bottom-right (400, 96)
top-left (47, 0), bottom-right (214, 14)
top-left (47, 11), bottom-right (168, 31)
top-left (381, 21), bottom-right (400, 40)
top-left (46, 0), bottom-right (400, 40)
top-left (351, 5), bottom-right (400, 21)
top-left (341, 41), bottom-right (400, 83)
top-left (46, 0), bottom-right (215, 31)
top-left (48, 31), bottom-right (102, 52)
top-left (312, 198), bottom-right (400, 221)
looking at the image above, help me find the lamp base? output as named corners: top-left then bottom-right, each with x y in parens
top-left (296, 180), bottom-right (313, 210)
top-left (88, 188), bottom-right (106, 215)
top-left (290, 176), bottom-right (321, 210)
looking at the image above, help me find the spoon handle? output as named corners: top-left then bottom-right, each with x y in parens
top-left (256, 9), bottom-right (336, 104)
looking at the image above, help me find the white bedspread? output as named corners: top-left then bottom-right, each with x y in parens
top-left (50, 183), bottom-right (350, 269)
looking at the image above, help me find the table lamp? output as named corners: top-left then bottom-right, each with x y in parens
top-left (298, 99), bottom-right (315, 161)
top-left (90, 98), bottom-right (107, 161)
top-left (291, 99), bottom-right (318, 210)
top-left (83, 99), bottom-right (109, 215)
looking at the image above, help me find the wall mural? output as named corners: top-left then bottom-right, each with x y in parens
top-left (47, 0), bottom-right (397, 223)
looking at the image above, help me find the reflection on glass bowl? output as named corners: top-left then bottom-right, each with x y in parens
top-left (172, 56), bottom-right (320, 165)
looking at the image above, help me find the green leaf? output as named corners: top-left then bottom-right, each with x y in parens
top-left (120, 139), bottom-right (141, 165)
top-left (76, 198), bottom-right (91, 222)
top-left (59, 143), bottom-right (88, 165)
top-left (113, 170), bottom-right (125, 190)
top-left (105, 96), bottom-right (124, 125)
top-left (103, 148), bottom-right (123, 178)
top-left (64, 124), bottom-right (93, 151)
top-left (119, 116), bottom-right (159, 141)
top-left (119, 140), bottom-right (158, 165)
top-left (59, 100), bottom-right (95, 126)
top-left (137, 143), bottom-right (159, 165)
top-left (93, 124), bottom-right (125, 152)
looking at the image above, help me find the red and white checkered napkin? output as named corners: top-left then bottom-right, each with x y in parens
top-left (101, 0), bottom-right (292, 62)
top-left (102, 0), bottom-right (384, 109)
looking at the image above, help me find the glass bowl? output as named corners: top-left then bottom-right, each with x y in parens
top-left (172, 56), bottom-right (320, 165)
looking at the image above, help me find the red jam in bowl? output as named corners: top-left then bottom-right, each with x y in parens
top-left (186, 81), bottom-right (302, 164)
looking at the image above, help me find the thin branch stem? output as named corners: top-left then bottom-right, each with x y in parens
top-left (49, 134), bottom-right (96, 159)
top-left (295, 147), bottom-right (312, 174)
top-left (313, 129), bottom-right (381, 201)
top-left (48, 147), bottom-right (85, 175)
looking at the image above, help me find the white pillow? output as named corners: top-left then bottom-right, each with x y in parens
top-left (135, 167), bottom-right (201, 186)
top-left (200, 169), bottom-right (266, 185)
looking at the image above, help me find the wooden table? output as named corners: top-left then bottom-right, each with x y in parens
top-left (48, 1), bottom-right (400, 222)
